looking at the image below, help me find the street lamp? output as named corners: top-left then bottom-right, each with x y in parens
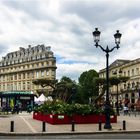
top-left (92, 28), bottom-right (122, 129)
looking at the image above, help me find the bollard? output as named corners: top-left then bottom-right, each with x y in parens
top-left (10, 121), bottom-right (14, 132)
top-left (42, 122), bottom-right (46, 132)
top-left (123, 120), bottom-right (126, 130)
top-left (99, 120), bottom-right (102, 131)
top-left (71, 120), bottom-right (75, 131)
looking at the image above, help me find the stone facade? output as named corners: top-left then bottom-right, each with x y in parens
top-left (0, 44), bottom-right (57, 93)
top-left (99, 58), bottom-right (140, 106)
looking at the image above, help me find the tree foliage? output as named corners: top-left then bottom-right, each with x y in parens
top-left (109, 77), bottom-right (121, 86)
top-left (119, 76), bottom-right (130, 83)
top-left (53, 76), bottom-right (77, 103)
top-left (77, 69), bottom-right (99, 103)
top-left (109, 76), bottom-right (130, 86)
top-left (32, 78), bottom-right (58, 89)
top-left (92, 76), bottom-right (130, 104)
top-left (32, 76), bottom-right (77, 103)
top-left (94, 77), bottom-right (106, 86)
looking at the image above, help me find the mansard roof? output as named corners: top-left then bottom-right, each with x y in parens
top-left (0, 44), bottom-right (55, 67)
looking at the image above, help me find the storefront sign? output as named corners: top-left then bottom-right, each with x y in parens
top-left (20, 96), bottom-right (31, 99)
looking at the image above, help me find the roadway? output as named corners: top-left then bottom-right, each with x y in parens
top-left (0, 133), bottom-right (140, 139)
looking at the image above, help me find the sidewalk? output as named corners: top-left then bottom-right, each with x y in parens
top-left (0, 112), bottom-right (140, 135)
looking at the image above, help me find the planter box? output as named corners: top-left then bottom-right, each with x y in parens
top-left (33, 112), bottom-right (117, 124)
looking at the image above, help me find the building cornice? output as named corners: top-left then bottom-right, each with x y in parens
top-left (99, 58), bottom-right (140, 73)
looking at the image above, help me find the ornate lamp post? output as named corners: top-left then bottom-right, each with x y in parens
top-left (92, 28), bottom-right (122, 129)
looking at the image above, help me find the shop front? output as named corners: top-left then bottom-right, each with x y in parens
top-left (0, 91), bottom-right (35, 111)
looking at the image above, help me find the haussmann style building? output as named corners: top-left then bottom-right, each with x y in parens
top-left (0, 44), bottom-right (57, 111)
top-left (99, 58), bottom-right (140, 110)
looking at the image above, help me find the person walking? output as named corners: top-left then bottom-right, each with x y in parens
top-left (123, 105), bottom-right (128, 115)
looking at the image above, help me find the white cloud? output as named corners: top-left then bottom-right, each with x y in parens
top-left (57, 63), bottom-right (102, 81)
top-left (0, 0), bottom-right (140, 81)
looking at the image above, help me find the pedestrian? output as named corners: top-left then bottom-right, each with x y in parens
top-left (18, 102), bottom-right (22, 113)
top-left (15, 103), bottom-right (19, 114)
top-left (27, 102), bottom-right (32, 113)
top-left (123, 105), bottom-right (128, 115)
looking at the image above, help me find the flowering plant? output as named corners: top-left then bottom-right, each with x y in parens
top-left (34, 100), bottom-right (115, 116)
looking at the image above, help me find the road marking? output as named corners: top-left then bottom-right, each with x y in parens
top-left (20, 116), bottom-right (37, 133)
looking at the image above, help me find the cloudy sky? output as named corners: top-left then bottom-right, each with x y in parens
top-left (0, 0), bottom-right (140, 81)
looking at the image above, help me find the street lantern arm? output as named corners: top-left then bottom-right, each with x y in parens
top-left (95, 44), bottom-right (120, 53)
top-left (109, 45), bottom-right (120, 52)
top-left (95, 44), bottom-right (106, 52)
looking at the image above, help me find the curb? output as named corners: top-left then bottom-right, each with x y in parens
top-left (0, 130), bottom-right (140, 136)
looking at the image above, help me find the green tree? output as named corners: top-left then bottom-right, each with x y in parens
top-left (32, 78), bottom-right (58, 96)
top-left (32, 76), bottom-right (77, 103)
top-left (78, 69), bottom-right (99, 103)
top-left (109, 76), bottom-right (129, 86)
top-left (53, 76), bottom-right (77, 103)
top-left (32, 78), bottom-right (58, 89)
top-left (92, 77), bottom-right (106, 105)
top-left (92, 76), bottom-right (129, 105)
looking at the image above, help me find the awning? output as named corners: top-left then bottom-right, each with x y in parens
top-left (1, 91), bottom-right (33, 94)
top-left (0, 91), bottom-right (36, 97)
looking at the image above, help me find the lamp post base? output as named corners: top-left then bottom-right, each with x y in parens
top-left (104, 103), bottom-right (112, 129)
top-left (104, 124), bottom-right (112, 129)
